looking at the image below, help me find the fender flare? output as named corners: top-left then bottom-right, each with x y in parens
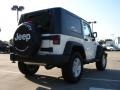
top-left (95, 45), bottom-right (107, 60)
top-left (63, 41), bottom-right (86, 59)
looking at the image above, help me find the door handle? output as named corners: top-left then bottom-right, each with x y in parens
top-left (84, 38), bottom-right (88, 41)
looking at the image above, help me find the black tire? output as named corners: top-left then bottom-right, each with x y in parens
top-left (62, 52), bottom-right (83, 83)
top-left (13, 22), bottom-right (41, 57)
top-left (18, 62), bottom-right (39, 75)
top-left (96, 53), bottom-right (107, 71)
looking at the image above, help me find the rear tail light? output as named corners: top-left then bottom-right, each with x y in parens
top-left (52, 35), bottom-right (60, 44)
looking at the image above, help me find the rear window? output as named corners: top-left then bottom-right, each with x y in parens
top-left (19, 12), bottom-right (51, 33)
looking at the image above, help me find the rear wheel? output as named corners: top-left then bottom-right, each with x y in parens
top-left (62, 52), bottom-right (83, 83)
top-left (96, 53), bottom-right (107, 71)
top-left (18, 62), bottom-right (39, 75)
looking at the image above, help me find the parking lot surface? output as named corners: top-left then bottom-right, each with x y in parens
top-left (0, 52), bottom-right (120, 90)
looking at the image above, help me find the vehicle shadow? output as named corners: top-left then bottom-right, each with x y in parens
top-left (25, 74), bottom-right (68, 90)
top-left (25, 68), bottom-right (120, 90)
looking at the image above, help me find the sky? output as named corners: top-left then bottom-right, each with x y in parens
top-left (0, 0), bottom-right (120, 41)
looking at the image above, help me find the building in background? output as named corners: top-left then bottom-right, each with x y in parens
top-left (116, 37), bottom-right (120, 48)
top-left (104, 38), bottom-right (120, 51)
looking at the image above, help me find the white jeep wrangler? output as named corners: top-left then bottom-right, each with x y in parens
top-left (10, 7), bottom-right (107, 83)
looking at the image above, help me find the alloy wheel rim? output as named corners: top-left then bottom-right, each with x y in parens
top-left (102, 55), bottom-right (106, 67)
top-left (72, 57), bottom-right (81, 77)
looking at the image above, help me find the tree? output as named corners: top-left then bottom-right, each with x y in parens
top-left (99, 40), bottom-right (105, 45)
top-left (9, 39), bottom-right (13, 45)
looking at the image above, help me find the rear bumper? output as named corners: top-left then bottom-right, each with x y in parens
top-left (10, 54), bottom-right (69, 66)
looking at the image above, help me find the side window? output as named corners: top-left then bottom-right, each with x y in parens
top-left (82, 21), bottom-right (92, 37)
top-left (61, 10), bottom-right (83, 38)
top-left (62, 13), bottom-right (82, 34)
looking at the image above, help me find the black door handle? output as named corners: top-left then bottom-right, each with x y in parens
top-left (84, 38), bottom-right (88, 41)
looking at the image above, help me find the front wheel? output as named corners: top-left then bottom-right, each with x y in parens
top-left (18, 62), bottom-right (39, 75)
top-left (62, 52), bottom-right (83, 83)
top-left (96, 53), bottom-right (107, 71)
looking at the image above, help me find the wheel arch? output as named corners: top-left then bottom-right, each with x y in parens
top-left (63, 41), bottom-right (86, 60)
top-left (95, 45), bottom-right (107, 61)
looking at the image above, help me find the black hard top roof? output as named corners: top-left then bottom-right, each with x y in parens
top-left (22, 7), bottom-right (88, 23)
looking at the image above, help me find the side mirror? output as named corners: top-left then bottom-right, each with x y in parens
top-left (92, 32), bottom-right (97, 38)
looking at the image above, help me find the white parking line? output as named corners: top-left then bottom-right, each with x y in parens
top-left (0, 70), bottom-right (20, 74)
top-left (89, 87), bottom-right (117, 90)
top-left (1, 69), bottom-right (120, 83)
top-left (82, 77), bottom-right (120, 83)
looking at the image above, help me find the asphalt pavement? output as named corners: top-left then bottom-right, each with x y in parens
top-left (0, 52), bottom-right (120, 90)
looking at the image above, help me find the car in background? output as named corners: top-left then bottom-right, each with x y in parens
top-left (106, 45), bottom-right (120, 51)
top-left (0, 41), bottom-right (10, 53)
top-left (106, 46), bottom-right (116, 51)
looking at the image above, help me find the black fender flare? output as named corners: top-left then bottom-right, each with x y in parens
top-left (63, 41), bottom-right (86, 59)
top-left (95, 45), bottom-right (107, 60)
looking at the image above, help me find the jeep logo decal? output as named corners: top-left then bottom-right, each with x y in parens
top-left (14, 33), bottom-right (31, 42)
